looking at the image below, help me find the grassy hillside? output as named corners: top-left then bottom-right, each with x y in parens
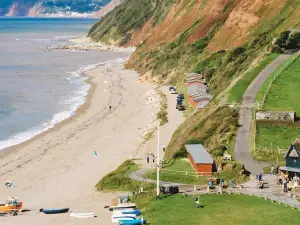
top-left (89, 0), bottom-right (300, 162)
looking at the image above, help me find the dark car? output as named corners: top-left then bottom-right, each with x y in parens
top-left (177, 104), bottom-right (185, 111)
top-left (178, 93), bottom-right (184, 100)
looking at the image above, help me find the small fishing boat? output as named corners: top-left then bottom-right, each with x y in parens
top-left (0, 197), bottom-right (22, 216)
top-left (109, 203), bottom-right (136, 211)
top-left (119, 218), bottom-right (147, 225)
top-left (113, 209), bottom-right (141, 216)
top-left (40, 208), bottom-right (69, 214)
top-left (70, 212), bottom-right (95, 218)
top-left (111, 214), bottom-right (136, 222)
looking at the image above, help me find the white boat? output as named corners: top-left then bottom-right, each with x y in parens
top-left (70, 212), bottom-right (95, 218)
top-left (112, 209), bottom-right (141, 216)
top-left (109, 203), bottom-right (136, 211)
top-left (111, 214), bottom-right (136, 222)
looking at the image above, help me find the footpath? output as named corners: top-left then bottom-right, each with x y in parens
top-left (235, 55), bottom-right (290, 174)
top-left (130, 86), bottom-right (185, 183)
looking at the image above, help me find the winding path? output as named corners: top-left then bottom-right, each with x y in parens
top-left (235, 54), bottom-right (290, 174)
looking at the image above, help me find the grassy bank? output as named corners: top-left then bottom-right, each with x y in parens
top-left (95, 160), bottom-right (154, 192)
top-left (254, 121), bottom-right (300, 161)
top-left (142, 194), bottom-right (300, 225)
top-left (227, 53), bottom-right (279, 103)
top-left (146, 157), bottom-right (248, 185)
top-left (263, 56), bottom-right (300, 114)
top-left (165, 106), bottom-right (238, 160)
top-left (156, 89), bottom-right (168, 126)
top-left (145, 158), bottom-right (208, 185)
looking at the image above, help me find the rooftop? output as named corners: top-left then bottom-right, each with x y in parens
top-left (185, 144), bottom-right (213, 164)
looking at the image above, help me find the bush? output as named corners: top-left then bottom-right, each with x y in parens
top-left (274, 30), bottom-right (291, 47)
top-left (286, 31), bottom-right (300, 49)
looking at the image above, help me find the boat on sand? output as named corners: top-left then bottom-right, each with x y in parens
top-left (40, 208), bottom-right (69, 214)
top-left (111, 214), bottom-right (137, 222)
top-left (119, 218), bottom-right (147, 225)
top-left (109, 203), bottom-right (136, 211)
top-left (0, 197), bottom-right (23, 216)
top-left (113, 209), bottom-right (141, 216)
top-left (70, 212), bottom-right (95, 218)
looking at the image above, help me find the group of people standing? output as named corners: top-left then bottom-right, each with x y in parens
top-left (276, 173), bottom-right (300, 193)
top-left (146, 145), bottom-right (166, 164)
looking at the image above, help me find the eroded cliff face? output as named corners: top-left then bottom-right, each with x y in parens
top-left (89, 0), bottom-right (300, 89)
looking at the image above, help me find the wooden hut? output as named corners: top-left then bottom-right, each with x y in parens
top-left (185, 144), bottom-right (213, 175)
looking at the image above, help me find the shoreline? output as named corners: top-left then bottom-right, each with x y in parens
top-left (0, 39), bottom-right (160, 224)
top-left (0, 58), bottom-right (118, 159)
top-left (0, 64), bottom-right (97, 159)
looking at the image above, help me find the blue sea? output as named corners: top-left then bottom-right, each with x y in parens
top-left (0, 17), bottom-right (122, 151)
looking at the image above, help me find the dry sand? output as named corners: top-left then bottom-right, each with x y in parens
top-left (0, 57), bottom-right (160, 224)
top-left (51, 37), bottom-right (136, 53)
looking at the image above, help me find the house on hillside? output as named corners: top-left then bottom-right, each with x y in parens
top-left (185, 144), bottom-right (214, 175)
top-left (279, 139), bottom-right (300, 176)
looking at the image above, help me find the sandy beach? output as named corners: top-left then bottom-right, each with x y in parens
top-left (52, 37), bottom-right (136, 53)
top-left (0, 56), bottom-right (160, 224)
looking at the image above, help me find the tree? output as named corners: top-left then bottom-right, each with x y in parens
top-left (285, 31), bottom-right (300, 49)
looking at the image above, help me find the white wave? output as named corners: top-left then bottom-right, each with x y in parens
top-left (54, 36), bottom-right (77, 41)
top-left (0, 58), bottom-right (127, 151)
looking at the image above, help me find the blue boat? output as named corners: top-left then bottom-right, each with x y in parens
top-left (121, 209), bottom-right (141, 216)
top-left (119, 218), bottom-right (147, 225)
top-left (40, 208), bottom-right (69, 214)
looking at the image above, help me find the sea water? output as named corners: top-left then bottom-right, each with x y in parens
top-left (0, 17), bottom-right (126, 151)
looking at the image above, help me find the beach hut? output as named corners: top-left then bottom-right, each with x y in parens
top-left (185, 144), bottom-right (213, 175)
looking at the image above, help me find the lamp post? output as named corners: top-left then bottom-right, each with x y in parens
top-left (156, 121), bottom-right (160, 197)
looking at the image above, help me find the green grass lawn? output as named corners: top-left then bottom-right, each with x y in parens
top-left (145, 158), bottom-right (248, 185)
top-left (228, 53), bottom-right (279, 103)
top-left (263, 57), bottom-right (300, 114)
top-left (145, 158), bottom-right (209, 184)
top-left (143, 194), bottom-right (300, 225)
top-left (254, 122), bottom-right (300, 161)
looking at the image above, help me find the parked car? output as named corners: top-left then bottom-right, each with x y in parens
top-left (169, 86), bottom-right (177, 94)
top-left (177, 104), bottom-right (185, 111)
top-left (169, 86), bottom-right (176, 91)
top-left (178, 93), bottom-right (184, 100)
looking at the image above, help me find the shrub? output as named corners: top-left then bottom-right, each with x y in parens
top-left (274, 30), bottom-right (291, 47)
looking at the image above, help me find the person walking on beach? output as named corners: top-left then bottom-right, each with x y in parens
top-left (94, 150), bottom-right (98, 157)
top-left (146, 154), bottom-right (150, 164)
top-left (109, 105), bottom-right (112, 111)
top-left (162, 145), bottom-right (166, 153)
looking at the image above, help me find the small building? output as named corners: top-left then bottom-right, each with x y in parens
top-left (185, 144), bottom-right (213, 175)
top-left (256, 111), bottom-right (295, 122)
top-left (279, 139), bottom-right (300, 176)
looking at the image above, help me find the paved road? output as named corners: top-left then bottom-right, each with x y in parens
top-left (235, 55), bottom-right (290, 175)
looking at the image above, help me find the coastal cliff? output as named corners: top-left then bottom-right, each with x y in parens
top-left (89, 0), bottom-right (300, 159)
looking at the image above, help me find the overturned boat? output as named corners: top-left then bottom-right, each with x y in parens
top-left (113, 209), bottom-right (141, 216)
top-left (70, 212), bottom-right (95, 218)
top-left (40, 208), bottom-right (69, 214)
top-left (109, 203), bottom-right (136, 211)
top-left (112, 213), bottom-right (137, 222)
